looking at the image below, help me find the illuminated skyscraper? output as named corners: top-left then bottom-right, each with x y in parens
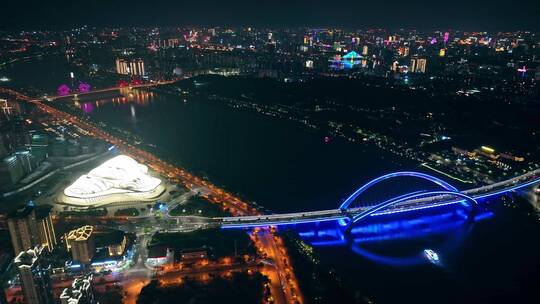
top-left (439, 48), bottom-right (446, 57)
top-left (14, 247), bottom-right (52, 304)
top-left (115, 58), bottom-right (129, 75)
top-left (391, 61), bottom-right (398, 72)
top-left (66, 225), bottom-right (95, 264)
top-left (116, 58), bottom-right (145, 76)
top-left (129, 59), bottom-right (145, 76)
top-left (129, 61), bottom-right (137, 76)
top-left (410, 58), bottom-right (427, 73)
top-left (7, 204), bottom-right (57, 254)
top-left (362, 45), bottom-right (369, 55)
top-left (35, 207), bottom-right (57, 253)
top-left (135, 59), bottom-right (145, 76)
top-left (59, 273), bottom-right (97, 304)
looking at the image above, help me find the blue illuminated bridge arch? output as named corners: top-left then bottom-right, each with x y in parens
top-left (346, 190), bottom-right (478, 232)
top-left (219, 169), bottom-right (540, 229)
top-left (339, 171), bottom-right (458, 211)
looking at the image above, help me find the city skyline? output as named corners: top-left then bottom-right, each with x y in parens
top-left (0, 4), bottom-right (539, 304)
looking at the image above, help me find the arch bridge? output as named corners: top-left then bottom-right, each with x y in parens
top-left (220, 169), bottom-right (540, 230)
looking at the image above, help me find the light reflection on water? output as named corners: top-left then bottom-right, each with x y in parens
top-left (74, 88), bottom-right (156, 114)
top-left (289, 205), bottom-right (493, 267)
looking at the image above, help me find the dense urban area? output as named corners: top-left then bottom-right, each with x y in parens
top-left (0, 26), bottom-right (539, 304)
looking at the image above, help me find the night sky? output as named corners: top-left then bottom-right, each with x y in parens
top-left (2, 0), bottom-right (539, 30)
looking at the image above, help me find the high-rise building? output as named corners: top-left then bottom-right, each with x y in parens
top-left (14, 247), bottom-right (52, 304)
top-left (59, 273), bottom-right (97, 304)
top-left (439, 48), bottom-right (446, 57)
top-left (362, 45), bottom-right (369, 55)
top-left (0, 155), bottom-right (24, 186)
top-left (398, 46), bottom-right (410, 57)
top-left (417, 58), bottom-right (427, 73)
top-left (160, 38), bottom-right (180, 48)
top-left (51, 137), bottom-right (67, 156)
top-left (0, 136), bottom-right (8, 157)
top-left (8, 204), bottom-right (37, 254)
top-left (35, 206), bottom-right (57, 253)
top-left (66, 226), bottom-right (95, 264)
top-left (16, 149), bottom-right (34, 174)
top-left (116, 58), bottom-right (145, 76)
top-left (1, 98), bottom-right (13, 119)
top-left (29, 133), bottom-right (49, 164)
top-left (130, 59), bottom-right (145, 76)
top-left (410, 58), bottom-right (427, 73)
top-left (115, 58), bottom-right (129, 75)
top-left (391, 61), bottom-right (399, 72)
top-left (7, 204), bottom-right (57, 254)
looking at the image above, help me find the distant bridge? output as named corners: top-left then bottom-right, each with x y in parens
top-left (221, 169), bottom-right (540, 229)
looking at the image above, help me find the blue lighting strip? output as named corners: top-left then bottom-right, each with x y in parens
top-left (371, 178), bottom-right (539, 217)
top-left (350, 190), bottom-right (478, 225)
top-left (339, 171), bottom-right (458, 210)
top-left (220, 177), bottom-right (539, 229)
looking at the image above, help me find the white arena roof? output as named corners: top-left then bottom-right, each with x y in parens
top-left (62, 155), bottom-right (164, 207)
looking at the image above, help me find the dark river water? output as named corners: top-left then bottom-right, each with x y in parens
top-left (4, 56), bottom-right (540, 303)
top-left (87, 91), bottom-right (407, 213)
top-left (76, 88), bottom-right (540, 304)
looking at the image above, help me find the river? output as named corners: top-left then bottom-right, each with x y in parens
top-left (5, 55), bottom-right (540, 303)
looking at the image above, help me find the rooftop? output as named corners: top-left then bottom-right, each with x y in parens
top-left (67, 225), bottom-right (94, 242)
top-left (94, 229), bottom-right (125, 247)
top-left (7, 203), bottom-right (35, 219)
top-left (14, 248), bottom-right (38, 267)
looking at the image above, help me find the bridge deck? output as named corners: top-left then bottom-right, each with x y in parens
top-left (221, 169), bottom-right (540, 228)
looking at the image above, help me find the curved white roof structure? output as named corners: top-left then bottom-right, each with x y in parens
top-left (62, 155), bottom-right (164, 208)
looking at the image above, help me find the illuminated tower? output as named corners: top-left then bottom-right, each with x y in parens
top-left (362, 45), bottom-right (369, 55)
top-left (59, 274), bottom-right (97, 304)
top-left (398, 47), bottom-right (410, 57)
top-left (129, 61), bottom-right (137, 76)
top-left (14, 247), bottom-right (52, 304)
top-left (66, 225), bottom-right (95, 264)
top-left (410, 58), bottom-right (427, 73)
top-left (35, 206), bottom-right (57, 253)
top-left (127, 59), bottom-right (145, 76)
top-left (115, 58), bottom-right (129, 75)
top-left (391, 61), bottom-right (398, 72)
top-left (416, 58), bottom-right (427, 73)
top-left (439, 48), bottom-right (446, 57)
top-left (136, 59), bottom-right (145, 76)
top-left (7, 204), bottom-right (57, 254)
